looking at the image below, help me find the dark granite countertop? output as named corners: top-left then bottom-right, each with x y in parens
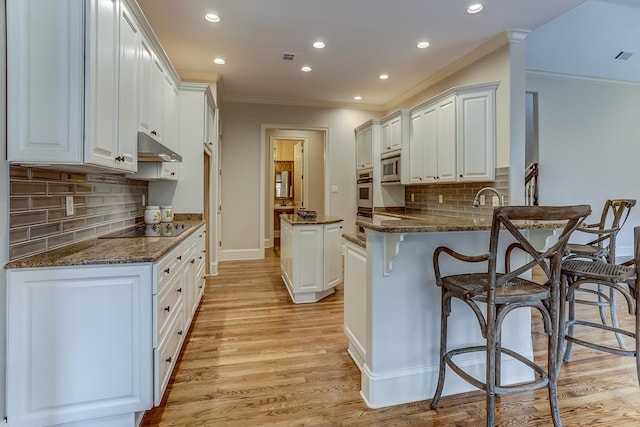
top-left (342, 233), bottom-right (366, 248)
top-left (5, 218), bottom-right (205, 269)
top-left (280, 213), bottom-right (343, 225)
top-left (357, 212), bottom-right (568, 233)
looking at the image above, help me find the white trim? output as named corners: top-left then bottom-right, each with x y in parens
top-left (220, 248), bottom-right (264, 261)
top-left (526, 69), bottom-right (640, 87)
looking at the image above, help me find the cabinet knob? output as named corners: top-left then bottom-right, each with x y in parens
top-left (177, 330), bottom-right (183, 336)
top-left (164, 268), bottom-right (170, 274)
top-left (177, 287), bottom-right (182, 293)
top-left (165, 356), bottom-right (172, 363)
top-left (151, 130), bottom-right (157, 136)
top-left (171, 172), bottom-right (176, 176)
top-left (164, 305), bottom-right (170, 312)
top-left (177, 255), bottom-right (182, 261)
top-left (459, 174), bottom-right (463, 178)
top-left (191, 259), bottom-right (196, 264)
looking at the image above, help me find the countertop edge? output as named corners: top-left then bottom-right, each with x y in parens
top-left (281, 214), bottom-right (343, 226)
top-left (342, 233), bottom-right (366, 248)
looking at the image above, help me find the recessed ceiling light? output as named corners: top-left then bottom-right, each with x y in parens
top-left (301, 66), bottom-right (312, 72)
top-left (379, 74), bottom-right (389, 80)
top-left (466, 3), bottom-right (483, 14)
top-left (204, 13), bottom-right (220, 23)
top-left (417, 41), bottom-right (430, 49)
top-left (354, 96), bottom-right (362, 101)
top-left (213, 57), bottom-right (226, 65)
top-left (313, 41), bottom-right (326, 49)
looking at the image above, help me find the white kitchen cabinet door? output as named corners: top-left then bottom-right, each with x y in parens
top-left (323, 221), bottom-right (343, 290)
top-left (280, 218), bottom-right (294, 285)
top-left (456, 88), bottom-right (496, 182)
top-left (343, 240), bottom-right (367, 369)
top-left (7, 264), bottom-right (153, 427)
top-left (149, 56), bottom-right (165, 142)
top-left (116, 2), bottom-right (140, 172)
top-left (355, 120), bottom-right (377, 171)
top-left (138, 37), bottom-right (153, 135)
top-left (85, 0), bottom-right (121, 169)
top-left (380, 109), bottom-right (407, 157)
top-left (162, 75), bottom-right (180, 154)
top-left (436, 96), bottom-right (456, 182)
top-left (406, 108), bottom-right (425, 184)
top-left (420, 104), bottom-right (439, 182)
top-left (294, 225), bottom-right (324, 293)
top-left (7, 0), bottom-right (85, 163)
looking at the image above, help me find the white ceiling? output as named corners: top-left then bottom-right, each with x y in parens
top-left (137, 0), bottom-right (639, 110)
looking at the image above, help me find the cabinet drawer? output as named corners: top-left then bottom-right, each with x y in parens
top-left (154, 301), bottom-right (185, 406)
top-left (155, 243), bottom-right (187, 294)
top-left (156, 274), bottom-right (184, 341)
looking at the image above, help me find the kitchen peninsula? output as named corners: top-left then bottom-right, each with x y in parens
top-left (344, 212), bottom-right (562, 409)
top-left (280, 213), bottom-right (343, 303)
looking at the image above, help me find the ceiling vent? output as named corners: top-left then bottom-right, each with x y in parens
top-left (282, 53), bottom-right (296, 61)
top-left (614, 51), bottom-right (633, 60)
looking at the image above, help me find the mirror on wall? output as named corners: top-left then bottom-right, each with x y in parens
top-left (275, 170), bottom-right (289, 198)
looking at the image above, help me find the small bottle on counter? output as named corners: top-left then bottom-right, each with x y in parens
top-left (161, 205), bottom-right (173, 223)
top-left (144, 206), bottom-right (161, 224)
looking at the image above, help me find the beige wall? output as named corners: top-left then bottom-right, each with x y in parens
top-left (527, 71), bottom-right (640, 256)
top-left (220, 102), bottom-right (373, 258)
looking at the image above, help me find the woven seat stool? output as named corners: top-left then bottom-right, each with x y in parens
top-left (565, 199), bottom-right (635, 348)
top-left (561, 225), bottom-right (640, 383)
top-left (430, 205), bottom-right (591, 427)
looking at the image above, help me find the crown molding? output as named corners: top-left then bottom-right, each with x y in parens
top-left (222, 95), bottom-right (386, 112)
top-left (527, 69), bottom-right (640, 86)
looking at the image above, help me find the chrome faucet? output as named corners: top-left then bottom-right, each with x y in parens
top-left (472, 187), bottom-right (505, 208)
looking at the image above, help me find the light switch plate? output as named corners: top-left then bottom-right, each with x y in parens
top-left (438, 194), bottom-right (443, 203)
top-left (492, 195), bottom-right (500, 206)
top-left (65, 196), bottom-right (74, 216)
top-left (331, 185), bottom-right (338, 193)
top-left (479, 195), bottom-right (486, 206)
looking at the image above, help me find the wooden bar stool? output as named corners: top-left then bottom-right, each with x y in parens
top-left (430, 205), bottom-right (591, 427)
top-left (565, 199), bottom-right (635, 348)
top-left (561, 225), bottom-right (640, 383)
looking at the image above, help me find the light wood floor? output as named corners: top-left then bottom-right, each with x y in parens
top-left (142, 249), bottom-right (640, 426)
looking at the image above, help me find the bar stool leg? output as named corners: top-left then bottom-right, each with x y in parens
top-left (430, 289), bottom-right (450, 409)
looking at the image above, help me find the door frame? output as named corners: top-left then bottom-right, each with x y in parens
top-left (260, 124), bottom-right (330, 251)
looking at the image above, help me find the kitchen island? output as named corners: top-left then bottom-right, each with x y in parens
top-left (280, 213), bottom-right (343, 303)
top-left (346, 212), bottom-right (562, 409)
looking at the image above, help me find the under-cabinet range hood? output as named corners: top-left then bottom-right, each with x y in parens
top-left (137, 132), bottom-right (182, 162)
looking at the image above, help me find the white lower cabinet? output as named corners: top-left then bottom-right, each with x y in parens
top-left (6, 225), bottom-right (207, 427)
top-left (280, 218), bottom-right (343, 303)
top-left (343, 239), bottom-right (367, 369)
top-left (7, 264), bottom-right (153, 427)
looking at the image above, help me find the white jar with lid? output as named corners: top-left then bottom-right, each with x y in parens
top-left (144, 206), bottom-right (161, 224)
top-left (160, 205), bottom-right (173, 223)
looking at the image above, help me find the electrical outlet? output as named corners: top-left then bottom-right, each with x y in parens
top-left (65, 196), bottom-right (74, 216)
top-left (492, 195), bottom-right (500, 206)
top-left (410, 193), bottom-right (415, 202)
top-left (438, 194), bottom-right (443, 203)
top-left (480, 195), bottom-right (486, 206)
top-left (142, 195), bottom-right (146, 206)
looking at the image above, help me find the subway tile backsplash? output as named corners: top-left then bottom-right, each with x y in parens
top-left (401, 167), bottom-right (510, 219)
top-left (8, 165), bottom-right (148, 261)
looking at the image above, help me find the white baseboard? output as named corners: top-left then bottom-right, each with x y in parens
top-left (359, 352), bottom-right (534, 409)
top-left (220, 248), bottom-right (263, 261)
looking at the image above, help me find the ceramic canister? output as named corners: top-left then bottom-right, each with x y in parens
top-left (144, 206), bottom-right (161, 224)
top-left (161, 205), bottom-right (174, 223)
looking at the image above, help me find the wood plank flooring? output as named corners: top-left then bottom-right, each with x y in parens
top-left (142, 248), bottom-right (640, 426)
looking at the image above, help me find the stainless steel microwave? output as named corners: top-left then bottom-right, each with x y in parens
top-left (381, 156), bottom-right (400, 183)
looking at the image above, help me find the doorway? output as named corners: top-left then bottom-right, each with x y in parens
top-left (260, 125), bottom-right (328, 251)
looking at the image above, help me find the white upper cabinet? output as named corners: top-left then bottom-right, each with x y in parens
top-left (162, 74), bottom-right (180, 153)
top-left (380, 109), bottom-right (409, 158)
top-left (355, 120), bottom-right (378, 171)
top-left (456, 86), bottom-right (496, 182)
top-left (7, 0), bottom-right (182, 171)
top-left (7, 0), bottom-right (85, 164)
top-left (404, 82), bottom-right (498, 185)
top-left (115, 2), bottom-right (140, 172)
